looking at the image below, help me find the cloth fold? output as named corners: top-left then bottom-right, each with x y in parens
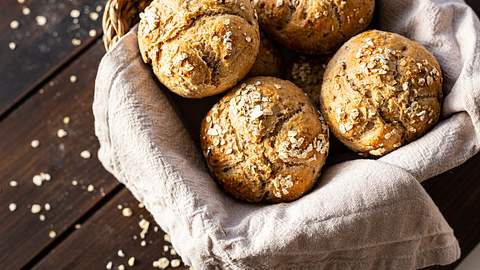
top-left (93, 0), bottom-right (480, 269)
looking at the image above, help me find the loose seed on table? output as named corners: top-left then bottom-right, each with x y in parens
top-left (31, 139), bottom-right (40, 148)
top-left (9, 203), bottom-right (17, 212)
top-left (80, 150), bottom-right (91, 159)
top-left (35, 16), bottom-right (47, 26)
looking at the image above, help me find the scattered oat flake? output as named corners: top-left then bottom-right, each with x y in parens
top-left (48, 230), bottom-right (56, 238)
top-left (31, 204), bottom-right (42, 213)
top-left (9, 180), bottom-right (18, 187)
top-left (72, 180), bottom-right (78, 186)
top-left (69, 75), bottom-right (77, 83)
top-left (57, 128), bottom-right (68, 138)
top-left (72, 38), bottom-right (81, 46)
top-left (106, 261), bottom-right (113, 270)
top-left (122, 207), bottom-right (133, 217)
top-left (139, 219), bottom-right (150, 239)
top-left (164, 234), bottom-right (171, 243)
top-left (35, 16), bottom-right (47, 26)
top-left (31, 139), bottom-right (40, 148)
top-left (153, 257), bottom-right (170, 269)
top-left (171, 259), bottom-right (181, 268)
top-left (75, 223), bottom-right (82, 229)
top-left (427, 76), bottom-right (434, 85)
top-left (39, 214), bottom-right (46, 221)
top-left (89, 29), bottom-right (97, 37)
top-left (17, 0), bottom-right (25, 3)
top-left (117, 249), bottom-right (125, 257)
top-left (128, 257), bottom-right (136, 266)
top-left (22, 7), bottom-right (31, 15)
top-left (9, 42), bottom-right (16, 50)
top-left (89, 12), bottom-right (99, 21)
top-left (80, 150), bottom-right (91, 159)
top-left (33, 175), bottom-right (44, 186)
top-left (70, 9), bottom-right (80, 18)
top-left (9, 203), bottom-right (17, 212)
top-left (140, 240), bottom-right (146, 246)
top-left (63, 116), bottom-right (70, 124)
top-left (44, 203), bottom-right (51, 211)
top-left (87, 184), bottom-right (94, 192)
top-left (10, 20), bottom-right (20, 29)
top-left (42, 172), bottom-right (51, 181)
top-left (250, 105), bottom-right (264, 119)
top-left (117, 265), bottom-right (125, 270)
top-left (32, 172), bottom-right (51, 186)
top-left (117, 204), bottom-right (123, 210)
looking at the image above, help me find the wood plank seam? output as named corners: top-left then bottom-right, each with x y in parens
top-left (21, 185), bottom-right (124, 270)
top-left (0, 35), bottom-right (103, 120)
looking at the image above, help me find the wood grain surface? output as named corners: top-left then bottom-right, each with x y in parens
top-left (0, 0), bottom-right (103, 116)
top-left (0, 0), bottom-right (479, 269)
top-left (33, 189), bottom-right (188, 270)
top-left (0, 41), bottom-right (118, 269)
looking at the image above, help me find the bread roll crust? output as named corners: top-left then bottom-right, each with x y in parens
top-left (201, 77), bottom-right (329, 203)
top-left (247, 33), bottom-right (283, 78)
top-left (253, 0), bottom-right (375, 54)
top-left (138, 0), bottom-right (260, 98)
top-left (285, 55), bottom-right (331, 108)
top-left (320, 30), bottom-right (443, 156)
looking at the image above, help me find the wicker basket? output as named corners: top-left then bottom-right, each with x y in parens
top-left (102, 0), bottom-right (152, 51)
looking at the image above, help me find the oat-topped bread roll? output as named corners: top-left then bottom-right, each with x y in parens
top-left (201, 77), bottom-right (329, 203)
top-left (285, 55), bottom-right (331, 108)
top-left (138, 0), bottom-right (260, 98)
top-left (320, 30), bottom-right (443, 157)
top-left (247, 32), bottom-right (283, 77)
top-left (252, 0), bottom-right (375, 54)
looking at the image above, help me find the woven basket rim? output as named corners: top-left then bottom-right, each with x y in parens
top-left (102, 0), bottom-right (151, 51)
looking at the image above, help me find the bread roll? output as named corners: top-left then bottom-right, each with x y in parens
top-left (201, 77), bottom-right (329, 203)
top-left (138, 0), bottom-right (260, 98)
top-left (285, 55), bottom-right (331, 108)
top-left (252, 0), bottom-right (375, 54)
top-left (320, 30), bottom-right (443, 156)
top-left (247, 32), bottom-right (283, 78)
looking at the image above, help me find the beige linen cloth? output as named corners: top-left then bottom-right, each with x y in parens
top-left (93, 0), bottom-right (480, 269)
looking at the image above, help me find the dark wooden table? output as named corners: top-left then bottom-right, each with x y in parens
top-left (0, 1), bottom-right (479, 269)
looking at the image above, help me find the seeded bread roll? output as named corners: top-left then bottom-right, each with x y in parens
top-left (247, 32), bottom-right (283, 77)
top-left (201, 77), bottom-right (329, 203)
top-left (138, 0), bottom-right (260, 98)
top-left (320, 30), bottom-right (443, 156)
top-left (252, 0), bottom-right (375, 54)
top-left (285, 55), bottom-right (331, 108)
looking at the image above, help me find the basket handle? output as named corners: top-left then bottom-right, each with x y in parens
top-left (102, 0), bottom-right (152, 51)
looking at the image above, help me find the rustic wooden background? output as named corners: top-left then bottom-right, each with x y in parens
top-left (0, 0), bottom-right (479, 269)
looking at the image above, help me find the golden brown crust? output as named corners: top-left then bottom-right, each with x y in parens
top-left (138, 0), bottom-right (260, 98)
top-left (200, 77), bottom-right (329, 203)
top-left (320, 30), bottom-right (443, 157)
top-left (253, 0), bottom-right (375, 54)
top-left (285, 55), bottom-right (331, 108)
top-left (247, 32), bottom-right (283, 78)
